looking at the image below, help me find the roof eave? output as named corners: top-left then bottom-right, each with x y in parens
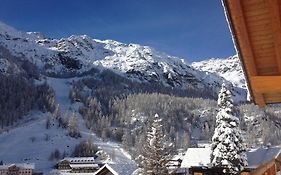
top-left (221, 0), bottom-right (255, 104)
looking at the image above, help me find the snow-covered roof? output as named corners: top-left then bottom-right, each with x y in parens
top-left (246, 147), bottom-right (281, 169)
top-left (0, 163), bottom-right (35, 170)
top-left (94, 163), bottom-right (136, 175)
top-left (61, 157), bottom-right (95, 164)
top-left (94, 164), bottom-right (119, 175)
top-left (181, 148), bottom-right (212, 168)
top-left (69, 164), bottom-right (99, 168)
top-left (181, 146), bottom-right (281, 169)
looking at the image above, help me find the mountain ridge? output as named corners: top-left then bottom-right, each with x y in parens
top-left (0, 21), bottom-right (247, 102)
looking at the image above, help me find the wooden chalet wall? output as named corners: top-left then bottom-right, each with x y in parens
top-left (248, 158), bottom-right (281, 175)
top-left (188, 158), bottom-right (281, 175)
top-left (223, 0), bottom-right (281, 107)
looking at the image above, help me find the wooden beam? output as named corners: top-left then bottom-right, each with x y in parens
top-left (254, 93), bottom-right (266, 107)
top-left (226, 0), bottom-right (266, 106)
top-left (274, 161), bottom-right (277, 175)
top-left (250, 76), bottom-right (281, 93)
top-left (228, 0), bottom-right (258, 76)
top-left (268, 0), bottom-right (281, 73)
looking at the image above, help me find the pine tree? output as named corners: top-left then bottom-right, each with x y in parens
top-left (122, 129), bottom-right (132, 150)
top-left (211, 83), bottom-right (248, 174)
top-left (137, 114), bottom-right (173, 175)
top-left (68, 113), bottom-right (81, 138)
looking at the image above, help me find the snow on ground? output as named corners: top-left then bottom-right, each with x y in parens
top-left (0, 77), bottom-right (136, 174)
top-left (0, 111), bottom-right (79, 174)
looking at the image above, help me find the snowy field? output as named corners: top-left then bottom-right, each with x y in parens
top-left (0, 77), bottom-right (136, 174)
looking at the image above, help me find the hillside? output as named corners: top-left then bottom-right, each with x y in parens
top-left (191, 55), bottom-right (246, 89)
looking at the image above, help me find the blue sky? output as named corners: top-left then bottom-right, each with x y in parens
top-left (0, 0), bottom-right (235, 62)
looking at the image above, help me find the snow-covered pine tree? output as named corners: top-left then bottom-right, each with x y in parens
top-left (211, 83), bottom-right (248, 174)
top-left (136, 114), bottom-right (173, 175)
top-left (68, 113), bottom-right (81, 138)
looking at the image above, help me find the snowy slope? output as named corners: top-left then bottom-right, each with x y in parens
top-left (191, 56), bottom-right (248, 101)
top-left (0, 21), bottom-right (247, 101)
top-left (0, 111), bottom-right (78, 174)
top-left (191, 56), bottom-right (246, 89)
top-left (0, 77), bottom-right (136, 174)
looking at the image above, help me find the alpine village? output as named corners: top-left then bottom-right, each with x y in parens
top-left (0, 0), bottom-right (281, 175)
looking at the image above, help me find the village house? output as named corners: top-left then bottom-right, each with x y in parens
top-left (93, 163), bottom-right (136, 175)
top-left (0, 163), bottom-right (34, 175)
top-left (57, 157), bottom-right (100, 173)
top-left (167, 152), bottom-right (186, 175)
top-left (180, 146), bottom-right (281, 175)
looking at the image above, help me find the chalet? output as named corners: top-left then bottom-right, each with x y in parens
top-left (168, 153), bottom-right (185, 175)
top-left (58, 157), bottom-right (100, 173)
top-left (222, 0), bottom-right (281, 107)
top-left (180, 147), bottom-right (281, 175)
top-left (0, 163), bottom-right (34, 175)
top-left (93, 163), bottom-right (136, 175)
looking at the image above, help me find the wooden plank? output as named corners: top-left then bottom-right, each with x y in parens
top-left (256, 61), bottom-right (277, 69)
top-left (254, 93), bottom-right (266, 107)
top-left (250, 30), bottom-right (276, 38)
top-left (248, 25), bottom-right (272, 34)
top-left (250, 38), bottom-right (274, 45)
top-left (257, 67), bottom-right (279, 74)
top-left (228, 0), bottom-right (257, 76)
top-left (227, 0), bottom-right (266, 106)
top-left (268, 0), bottom-right (281, 73)
top-left (246, 13), bottom-right (269, 22)
top-left (243, 0), bottom-right (269, 23)
top-left (254, 48), bottom-right (275, 55)
top-left (251, 33), bottom-right (273, 41)
top-left (258, 71), bottom-right (279, 76)
top-left (243, 0), bottom-right (266, 6)
top-left (245, 11), bottom-right (269, 19)
top-left (272, 163), bottom-right (277, 174)
top-left (264, 93), bottom-right (281, 103)
top-left (255, 53), bottom-right (276, 60)
top-left (253, 43), bottom-right (275, 50)
top-left (250, 76), bottom-right (281, 93)
top-left (256, 55), bottom-right (276, 63)
top-left (251, 35), bottom-right (273, 42)
top-left (256, 67), bottom-right (278, 74)
top-left (247, 18), bottom-right (271, 26)
top-left (243, 2), bottom-right (268, 11)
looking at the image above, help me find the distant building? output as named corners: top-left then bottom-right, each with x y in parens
top-left (93, 164), bottom-right (118, 175)
top-left (180, 147), bottom-right (281, 175)
top-left (0, 163), bottom-right (34, 175)
top-left (168, 153), bottom-right (185, 175)
top-left (57, 157), bottom-right (99, 173)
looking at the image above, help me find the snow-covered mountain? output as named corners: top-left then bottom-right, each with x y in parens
top-left (191, 56), bottom-right (246, 89)
top-left (0, 21), bottom-right (247, 101)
